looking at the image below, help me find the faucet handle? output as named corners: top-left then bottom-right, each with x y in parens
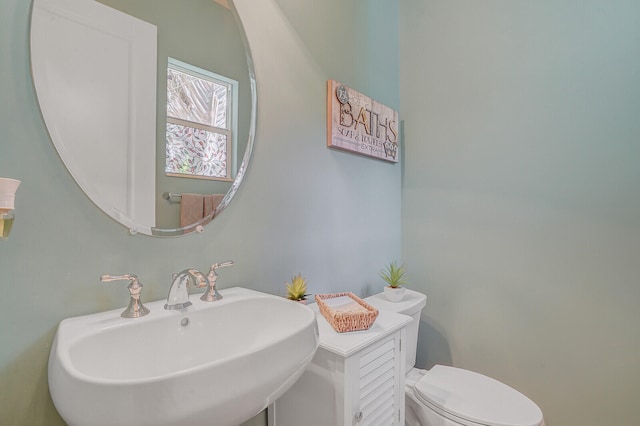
top-left (100, 274), bottom-right (150, 318)
top-left (100, 273), bottom-right (138, 284)
top-left (208, 260), bottom-right (234, 274)
top-left (202, 261), bottom-right (234, 302)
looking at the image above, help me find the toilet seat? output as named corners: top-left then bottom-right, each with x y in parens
top-left (413, 365), bottom-right (543, 426)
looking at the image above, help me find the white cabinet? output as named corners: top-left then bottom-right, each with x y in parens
top-left (271, 305), bottom-right (411, 426)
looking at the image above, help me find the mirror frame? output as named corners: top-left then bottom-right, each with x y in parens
top-left (30, 0), bottom-right (256, 237)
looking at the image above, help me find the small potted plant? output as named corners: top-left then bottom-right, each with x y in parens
top-left (380, 261), bottom-right (407, 302)
top-left (286, 273), bottom-right (309, 304)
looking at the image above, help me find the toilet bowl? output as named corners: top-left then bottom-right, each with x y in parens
top-left (365, 290), bottom-right (545, 426)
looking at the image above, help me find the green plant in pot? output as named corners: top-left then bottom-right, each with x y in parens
top-left (380, 261), bottom-right (407, 302)
top-left (286, 273), bottom-right (309, 304)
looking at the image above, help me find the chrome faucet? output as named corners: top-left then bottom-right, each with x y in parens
top-left (201, 260), bottom-right (234, 302)
top-left (164, 269), bottom-right (208, 310)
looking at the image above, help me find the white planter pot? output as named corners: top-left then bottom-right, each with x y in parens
top-left (384, 286), bottom-right (406, 302)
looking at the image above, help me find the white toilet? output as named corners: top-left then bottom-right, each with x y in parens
top-left (365, 289), bottom-right (545, 426)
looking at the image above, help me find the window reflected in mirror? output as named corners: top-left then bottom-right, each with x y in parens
top-left (165, 58), bottom-right (238, 181)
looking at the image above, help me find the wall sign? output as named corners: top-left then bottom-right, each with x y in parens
top-left (327, 79), bottom-right (399, 163)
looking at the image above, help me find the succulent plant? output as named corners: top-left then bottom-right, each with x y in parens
top-left (286, 274), bottom-right (309, 301)
top-left (380, 261), bottom-right (407, 288)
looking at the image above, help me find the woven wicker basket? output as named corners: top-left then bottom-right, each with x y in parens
top-left (315, 292), bottom-right (379, 333)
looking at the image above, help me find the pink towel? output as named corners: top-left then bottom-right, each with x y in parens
top-left (180, 193), bottom-right (226, 228)
top-left (208, 194), bottom-right (225, 216)
top-left (180, 193), bottom-right (204, 228)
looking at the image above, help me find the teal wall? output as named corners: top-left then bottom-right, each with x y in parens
top-left (0, 0), bottom-right (399, 424)
top-left (400, 1), bottom-right (640, 425)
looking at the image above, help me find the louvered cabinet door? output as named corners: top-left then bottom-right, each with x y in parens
top-left (270, 309), bottom-right (410, 426)
top-left (347, 331), bottom-right (404, 426)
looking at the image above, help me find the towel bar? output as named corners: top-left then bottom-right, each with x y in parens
top-left (162, 192), bottom-right (182, 202)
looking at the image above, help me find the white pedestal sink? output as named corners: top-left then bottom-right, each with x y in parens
top-left (48, 287), bottom-right (319, 426)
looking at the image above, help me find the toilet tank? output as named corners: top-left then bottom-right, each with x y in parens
top-left (364, 289), bottom-right (427, 374)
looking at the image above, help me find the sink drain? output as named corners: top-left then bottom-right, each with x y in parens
top-left (180, 317), bottom-right (189, 327)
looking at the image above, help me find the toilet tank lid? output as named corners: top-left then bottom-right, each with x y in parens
top-left (414, 365), bottom-right (544, 426)
top-left (364, 289), bottom-right (426, 316)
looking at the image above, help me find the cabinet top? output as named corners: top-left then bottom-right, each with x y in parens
top-left (309, 303), bottom-right (412, 357)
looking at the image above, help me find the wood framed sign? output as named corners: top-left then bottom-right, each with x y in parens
top-left (327, 79), bottom-right (399, 163)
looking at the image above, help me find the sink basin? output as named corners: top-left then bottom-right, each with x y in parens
top-left (49, 287), bottom-right (319, 426)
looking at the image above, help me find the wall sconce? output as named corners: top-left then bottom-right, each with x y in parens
top-left (0, 178), bottom-right (20, 240)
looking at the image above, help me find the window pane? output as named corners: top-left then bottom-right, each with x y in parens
top-left (167, 68), bottom-right (228, 128)
top-left (165, 123), bottom-right (228, 178)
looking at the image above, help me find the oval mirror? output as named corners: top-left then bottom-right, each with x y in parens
top-left (30, 0), bottom-right (256, 236)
